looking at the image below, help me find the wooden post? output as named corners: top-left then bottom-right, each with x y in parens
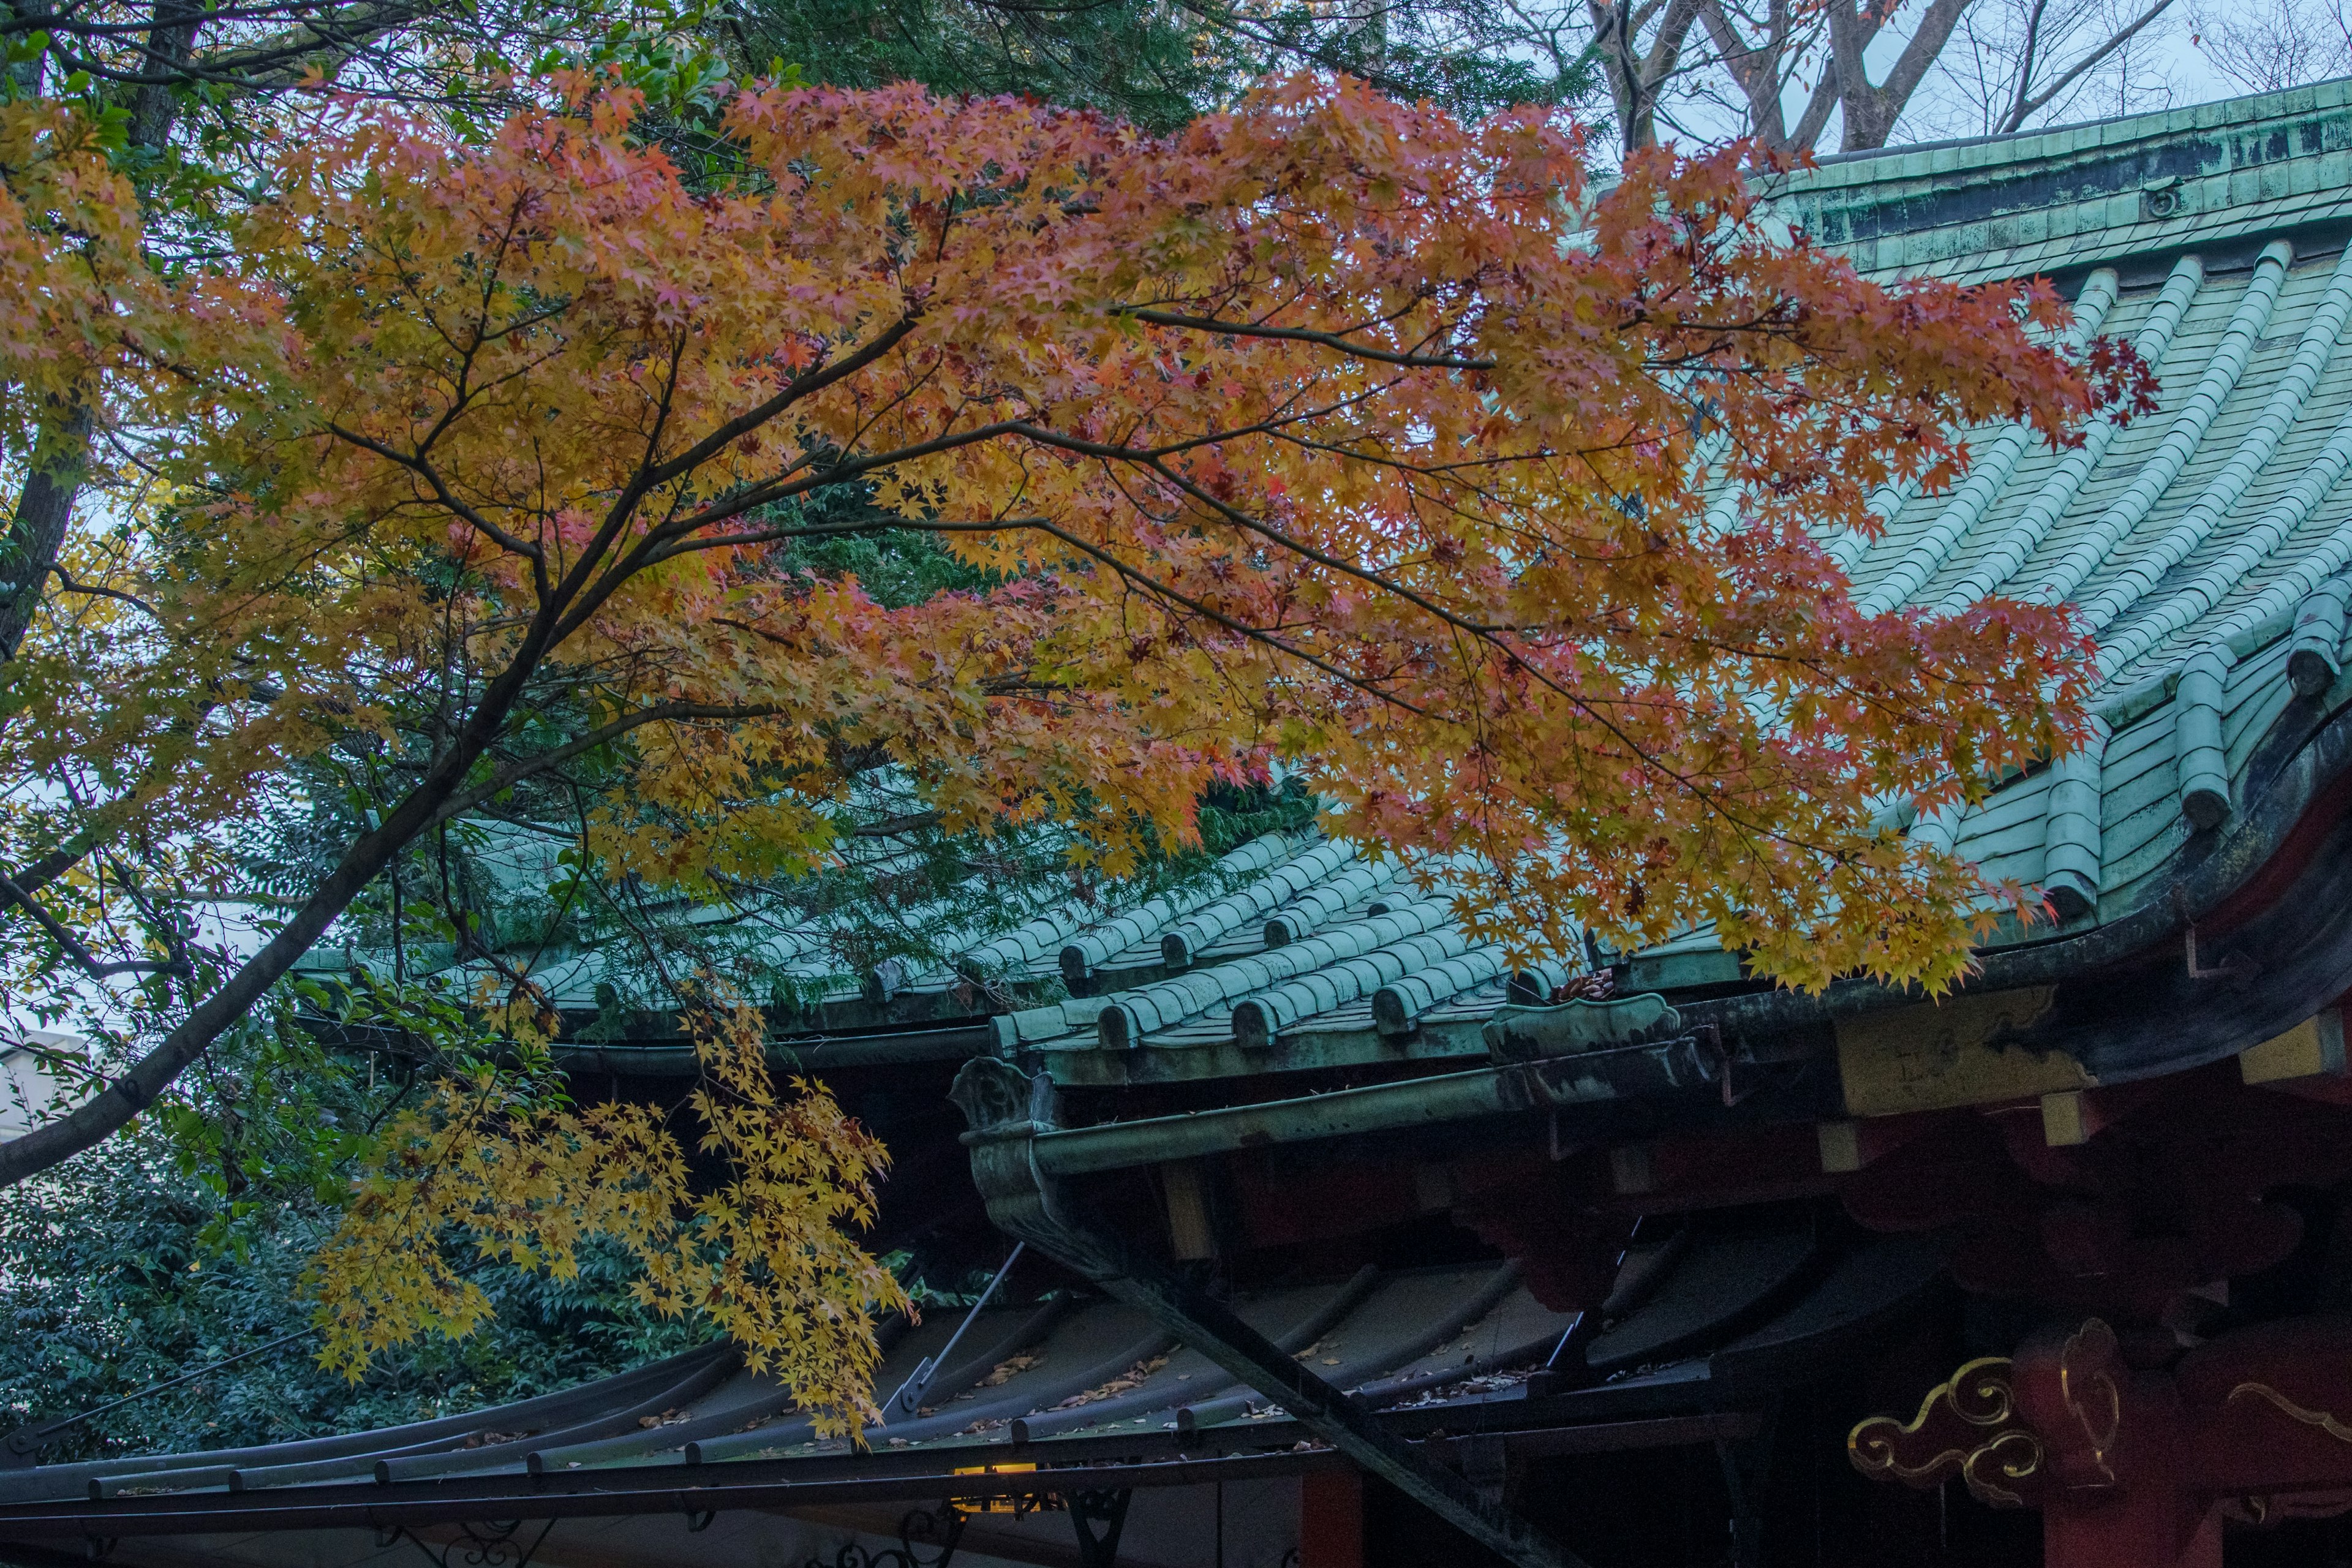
top-left (1299, 1469), bottom-right (1366, 1568)
top-left (2043, 1498), bottom-right (2218, 1568)
top-left (1161, 1160), bottom-right (1215, 1260)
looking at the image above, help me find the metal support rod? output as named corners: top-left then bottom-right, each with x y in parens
top-left (883, 1243), bottom-right (1025, 1422)
top-left (1087, 1248), bottom-right (1593, 1568)
top-left (1, 1330), bottom-right (317, 1468)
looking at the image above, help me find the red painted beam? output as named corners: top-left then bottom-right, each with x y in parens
top-left (1298, 1469), bottom-right (1365, 1568)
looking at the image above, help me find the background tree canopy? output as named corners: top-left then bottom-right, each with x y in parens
top-left (0, 0), bottom-right (2304, 1461)
top-left (723, 0), bottom-right (1591, 130)
top-left (0, 1021), bottom-right (706, 1460)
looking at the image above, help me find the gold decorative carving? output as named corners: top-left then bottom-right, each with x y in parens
top-left (1849, 1357), bottom-right (2047, 1508)
top-left (2228, 1381), bottom-right (2352, 1445)
top-left (2223, 1488), bottom-right (2352, 1526)
top-left (2056, 1318), bottom-right (2122, 1484)
top-left (1959, 1430), bottom-right (2049, 1508)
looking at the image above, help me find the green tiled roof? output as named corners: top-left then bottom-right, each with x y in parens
top-left (975, 78), bottom-right (2352, 1082)
top-left (1813, 88), bottom-right (2352, 942)
top-left (323, 81), bottom-right (2352, 1090)
top-left (1776, 78), bottom-right (2352, 282)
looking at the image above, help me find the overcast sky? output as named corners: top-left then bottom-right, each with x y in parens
top-left (1656, 0), bottom-right (2282, 154)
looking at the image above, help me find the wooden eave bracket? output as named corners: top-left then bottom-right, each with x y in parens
top-left (2239, 1004), bottom-right (2350, 1091)
top-left (948, 1056), bottom-right (1596, 1568)
top-left (2182, 925), bottom-right (2258, 985)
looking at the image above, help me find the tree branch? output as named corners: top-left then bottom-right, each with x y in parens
top-left (2000, 0), bottom-right (2176, 130)
top-left (0, 873), bottom-right (191, 981)
top-left (1115, 308), bottom-right (1496, 371)
top-left (428, 702), bottom-right (786, 827)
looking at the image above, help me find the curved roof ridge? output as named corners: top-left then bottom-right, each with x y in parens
top-left (2036, 244), bottom-right (2292, 605)
top-left (1799, 77), bottom-right (2352, 180)
top-left (2083, 242), bottom-right (2352, 669)
top-left (1929, 255), bottom-right (2206, 613)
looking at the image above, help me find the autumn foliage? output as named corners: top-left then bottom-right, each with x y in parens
top-left (307, 995), bottom-right (906, 1434)
top-left (0, 104), bottom-right (145, 458)
top-left (3, 70), bottom-right (2146, 1406)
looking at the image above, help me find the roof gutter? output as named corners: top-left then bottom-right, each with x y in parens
top-left (553, 1022), bottom-right (997, 1076)
top-left (0, 1413), bottom-right (1756, 1546)
top-left (1015, 1035), bottom-right (1720, 1177)
top-left (1682, 685), bottom-right (2352, 1085)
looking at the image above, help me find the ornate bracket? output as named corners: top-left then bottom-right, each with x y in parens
top-left (1849, 1319), bottom-right (2125, 1509)
top-left (376, 1519), bottom-right (557, 1568)
top-left (2019, 1318), bottom-right (2123, 1490)
top-left (801, 1506), bottom-right (965, 1568)
top-left (1856, 1312), bottom-right (2352, 1532)
top-left (1065, 1488), bottom-right (1131, 1568)
top-left (1850, 1356), bottom-right (2048, 1507)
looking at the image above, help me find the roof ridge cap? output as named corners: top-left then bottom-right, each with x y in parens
top-left (1782, 75), bottom-right (2352, 190)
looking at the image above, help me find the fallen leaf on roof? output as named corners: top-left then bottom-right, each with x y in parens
top-left (976, 1352), bottom-right (1044, 1388)
top-left (1051, 1356), bottom-right (1170, 1409)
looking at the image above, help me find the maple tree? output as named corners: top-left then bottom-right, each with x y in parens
top-left (0, 0), bottom-right (740, 675)
top-left (2, 69), bottom-right (2147, 1408)
top-left (306, 993), bottom-right (907, 1433)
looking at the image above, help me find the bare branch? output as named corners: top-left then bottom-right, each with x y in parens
top-left (2002, 0), bottom-right (2177, 129)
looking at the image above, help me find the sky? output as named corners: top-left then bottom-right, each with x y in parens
top-left (1654, 0), bottom-right (2277, 155)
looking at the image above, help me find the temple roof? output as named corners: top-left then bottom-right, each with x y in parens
top-left (0, 1234), bottom-right (1934, 1549)
top-left (1782, 77), bottom-right (2352, 284)
top-left (961, 78), bottom-right (2352, 1090)
top-left (31, 77), bottom-right (2352, 1568)
top-left (296, 80), bottom-right (2352, 1123)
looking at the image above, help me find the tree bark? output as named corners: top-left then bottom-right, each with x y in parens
top-left (0, 404), bottom-right (94, 665)
top-left (3, 0), bottom-right (51, 94)
top-left (1831, 0), bottom-right (1973, 149)
top-left (0, 0), bottom-right (193, 672)
top-left (128, 0), bottom-right (198, 149)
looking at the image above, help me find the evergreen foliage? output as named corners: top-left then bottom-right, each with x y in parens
top-left (725, 0), bottom-right (1596, 129)
top-left (0, 1029), bottom-right (703, 1463)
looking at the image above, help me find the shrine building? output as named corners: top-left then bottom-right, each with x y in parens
top-left (15, 72), bottom-right (2352, 1568)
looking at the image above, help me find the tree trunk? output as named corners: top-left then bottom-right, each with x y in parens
top-left (1832, 0), bottom-right (1973, 149)
top-left (129, 0), bottom-right (200, 151)
top-left (1589, 0), bottom-right (1703, 156)
top-left (0, 0), bottom-right (194, 671)
top-left (0, 405), bottom-right (94, 665)
top-left (3, 0), bottom-right (51, 94)
top-left (1694, 0), bottom-right (1792, 147)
